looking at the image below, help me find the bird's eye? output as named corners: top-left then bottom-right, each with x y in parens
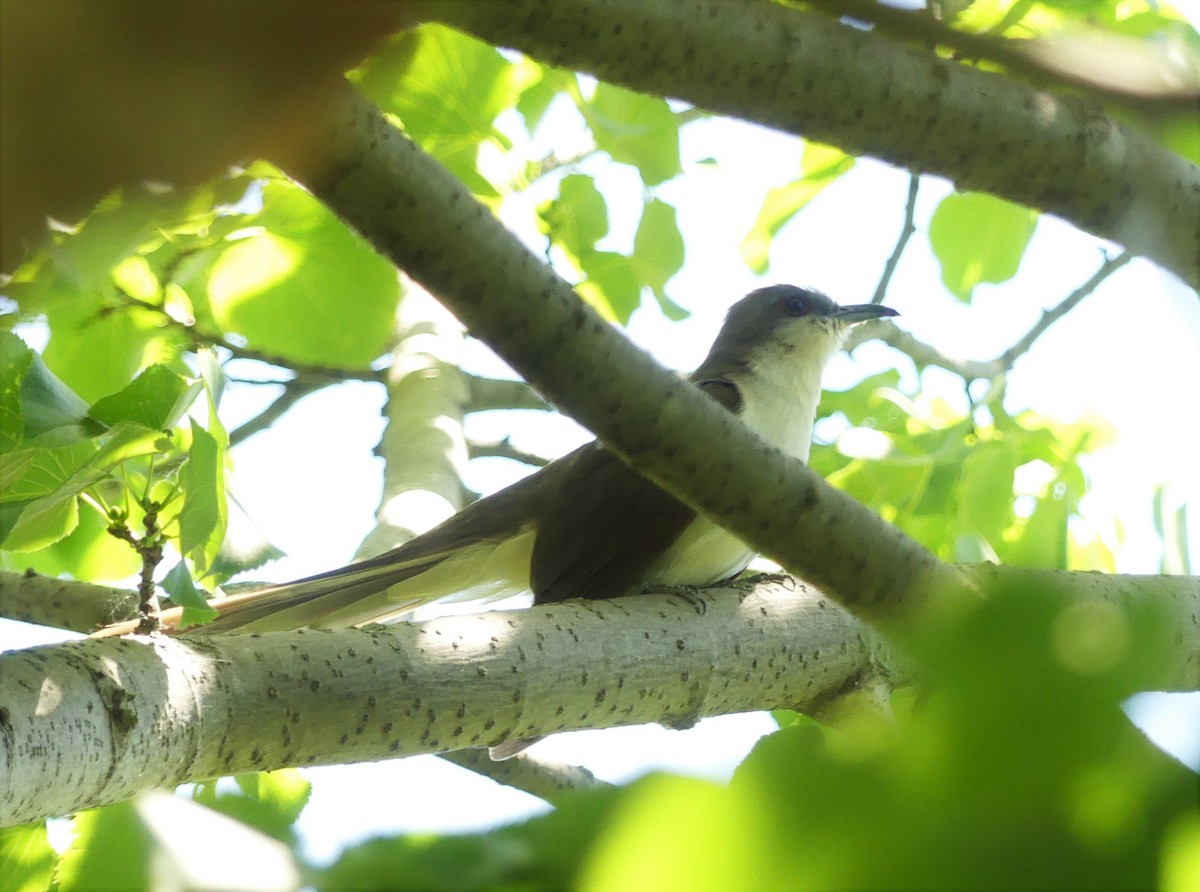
top-left (779, 293), bottom-right (809, 316)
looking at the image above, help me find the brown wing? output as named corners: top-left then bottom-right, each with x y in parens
top-left (530, 377), bottom-right (741, 604)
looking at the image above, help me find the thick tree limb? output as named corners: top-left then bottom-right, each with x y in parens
top-left (271, 82), bottom-right (959, 624)
top-left (4, 569), bottom-right (1197, 828)
top-left (428, 0), bottom-right (1200, 289)
top-left (355, 285), bottom-right (470, 561)
top-left (0, 580), bottom-right (895, 827)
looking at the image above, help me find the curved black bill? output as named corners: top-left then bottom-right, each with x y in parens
top-left (834, 304), bottom-right (900, 323)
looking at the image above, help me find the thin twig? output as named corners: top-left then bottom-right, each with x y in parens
top-left (438, 748), bottom-right (608, 800)
top-left (466, 374), bottom-right (550, 412)
top-left (102, 294), bottom-right (386, 382)
top-left (106, 505), bottom-right (166, 633)
top-left (228, 378), bottom-right (334, 446)
top-left (851, 248), bottom-right (1133, 379)
top-left (871, 172), bottom-right (920, 305)
top-left (467, 436), bottom-right (553, 468)
top-left (995, 249), bottom-right (1133, 370)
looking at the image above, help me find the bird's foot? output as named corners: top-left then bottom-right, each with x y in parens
top-left (641, 583), bottom-right (707, 614)
top-left (734, 571), bottom-right (796, 591)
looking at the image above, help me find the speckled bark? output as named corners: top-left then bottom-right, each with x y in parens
top-left (0, 579), bottom-right (890, 827)
top-left (272, 82), bottom-right (956, 622)
top-left (3, 570), bottom-right (1196, 825)
top-left (0, 569), bottom-right (138, 633)
top-left (429, 0), bottom-right (1200, 288)
top-left (355, 284), bottom-right (470, 561)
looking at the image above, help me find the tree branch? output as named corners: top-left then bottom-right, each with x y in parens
top-left (847, 249), bottom-right (1134, 379)
top-left (467, 436), bottom-right (553, 468)
top-left (1, 580), bottom-right (896, 827)
top-left (439, 748), bottom-right (609, 798)
top-left (808, 0), bottom-right (1200, 108)
top-left (228, 378), bottom-right (334, 447)
top-left (271, 81), bottom-right (958, 624)
top-left (994, 249), bottom-right (1133, 371)
top-left (428, 0), bottom-right (1200, 288)
top-left (0, 569), bottom-right (137, 633)
top-left (465, 375), bottom-right (551, 413)
top-left (355, 284), bottom-right (472, 562)
top-left (5, 568), bottom-right (1196, 827)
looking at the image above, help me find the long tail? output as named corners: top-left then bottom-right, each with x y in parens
top-left (92, 550), bottom-right (454, 637)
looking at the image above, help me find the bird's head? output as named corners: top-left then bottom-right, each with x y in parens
top-left (703, 284), bottom-right (899, 374)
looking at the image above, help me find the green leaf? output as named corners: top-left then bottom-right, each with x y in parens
top-left (956, 438), bottom-right (1017, 546)
top-left (179, 420), bottom-right (226, 574)
top-left (232, 769), bottom-right (313, 836)
top-left (740, 142), bottom-right (855, 273)
top-left (353, 24), bottom-right (519, 197)
top-left (580, 774), bottom-right (776, 891)
top-left (632, 199), bottom-right (687, 318)
top-left (539, 174), bottom-right (609, 260)
top-left (209, 493), bottom-right (286, 583)
top-left (161, 560), bottom-right (218, 628)
top-left (0, 822), bottom-right (55, 892)
top-left (516, 64), bottom-right (577, 134)
top-left (585, 83), bottom-right (681, 186)
top-left (928, 192), bottom-right (1038, 302)
top-left (20, 353), bottom-right (100, 443)
top-left (0, 440), bottom-right (98, 503)
top-left (207, 180), bottom-right (400, 368)
top-left (1, 491), bottom-right (80, 553)
top-left (0, 333), bottom-right (35, 451)
top-left (577, 251), bottom-right (643, 324)
top-left (88, 364), bottom-right (198, 431)
top-left (44, 300), bottom-right (172, 402)
top-left (7, 503), bottom-right (140, 582)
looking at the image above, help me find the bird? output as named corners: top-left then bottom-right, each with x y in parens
top-left (97, 284), bottom-right (896, 754)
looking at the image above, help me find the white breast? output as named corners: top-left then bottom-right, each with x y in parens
top-left (647, 344), bottom-right (830, 586)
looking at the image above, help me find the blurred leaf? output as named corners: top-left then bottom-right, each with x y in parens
top-left (632, 199), bottom-right (688, 318)
top-left (207, 180), bottom-right (400, 368)
top-left (353, 24), bottom-right (520, 197)
top-left (88, 364), bottom-right (199, 431)
top-left (579, 774), bottom-right (778, 891)
top-left (516, 64), bottom-right (577, 133)
top-left (224, 769), bottom-right (312, 842)
top-left (740, 143), bottom-right (854, 273)
top-left (956, 438), bottom-right (1017, 545)
top-left (1153, 485), bottom-right (1191, 575)
top-left (540, 174), bottom-right (609, 260)
top-left (0, 333), bottom-right (36, 451)
top-left (1162, 810), bottom-right (1200, 892)
top-left (55, 801), bottom-right (153, 891)
top-left (45, 301), bottom-right (172, 402)
top-left (929, 192), bottom-right (1038, 301)
top-left (320, 785), bottom-right (624, 890)
top-left (577, 251), bottom-right (642, 324)
top-left (584, 83), bottom-right (681, 186)
top-left (0, 822), bottom-right (55, 892)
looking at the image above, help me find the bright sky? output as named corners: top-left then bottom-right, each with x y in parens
top-left (4, 31), bottom-right (1200, 866)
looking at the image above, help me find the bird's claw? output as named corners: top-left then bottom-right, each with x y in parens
top-left (642, 583), bottom-right (707, 614)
